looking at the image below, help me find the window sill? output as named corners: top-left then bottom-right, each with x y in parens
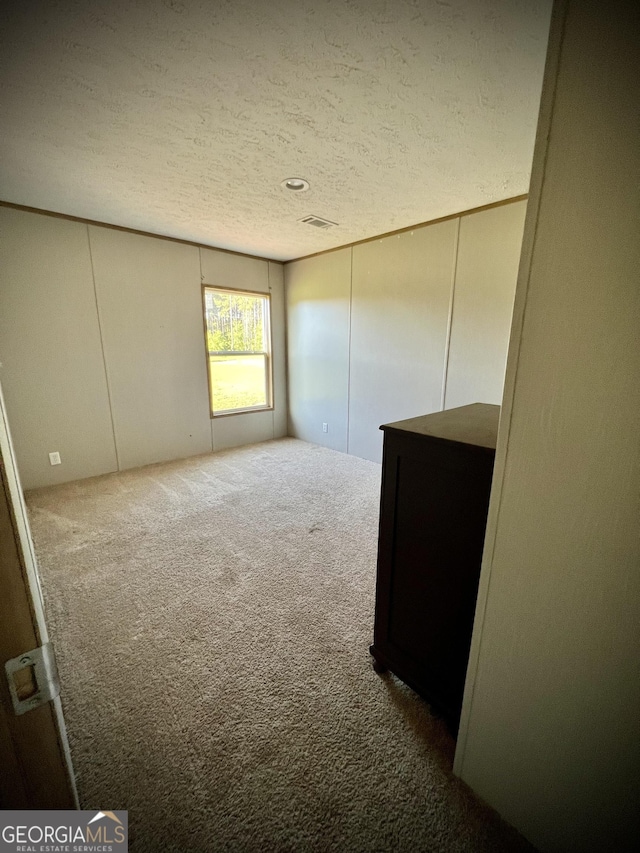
top-left (210, 404), bottom-right (274, 419)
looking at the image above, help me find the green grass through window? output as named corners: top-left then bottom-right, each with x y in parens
top-left (209, 355), bottom-right (267, 413)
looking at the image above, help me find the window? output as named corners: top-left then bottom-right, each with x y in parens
top-left (203, 286), bottom-right (272, 416)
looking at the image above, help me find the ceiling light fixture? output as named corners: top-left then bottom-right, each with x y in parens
top-left (281, 177), bottom-right (310, 192)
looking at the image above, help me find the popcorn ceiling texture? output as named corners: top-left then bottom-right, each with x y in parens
top-left (0, 0), bottom-right (551, 260)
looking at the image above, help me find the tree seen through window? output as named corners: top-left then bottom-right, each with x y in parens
top-left (203, 288), bottom-right (272, 415)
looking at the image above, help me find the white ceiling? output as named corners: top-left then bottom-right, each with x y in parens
top-left (0, 0), bottom-right (552, 262)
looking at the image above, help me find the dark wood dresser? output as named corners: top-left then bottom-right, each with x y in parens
top-left (370, 403), bottom-right (499, 735)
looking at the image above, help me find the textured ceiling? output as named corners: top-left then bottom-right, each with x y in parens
top-left (0, 0), bottom-right (552, 261)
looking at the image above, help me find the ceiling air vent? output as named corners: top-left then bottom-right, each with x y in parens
top-left (299, 215), bottom-right (338, 229)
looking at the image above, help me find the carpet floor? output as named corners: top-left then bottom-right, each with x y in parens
top-left (27, 438), bottom-right (534, 852)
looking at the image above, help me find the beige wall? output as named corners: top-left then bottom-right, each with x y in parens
top-left (0, 209), bottom-right (118, 488)
top-left (285, 200), bottom-right (526, 463)
top-left (444, 201), bottom-right (526, 410)
top-left (349, 222), bottom-right (457, 462)
top-left (268, 262), bottom-right (288, 441)
top-left (285, 248), bottom-right (351, 452)
top-left (0, 209), bottom-right (286, 488)
top-left (89, 227), bottom-right (211, 471)
top-left (455, 1), bottom-right (640, 851)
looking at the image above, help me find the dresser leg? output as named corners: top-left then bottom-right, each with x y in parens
top-left (369, 645), bottom-right (388, 674)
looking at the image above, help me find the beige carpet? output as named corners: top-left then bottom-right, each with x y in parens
top-left (27, 438), bottom-right (534, 852)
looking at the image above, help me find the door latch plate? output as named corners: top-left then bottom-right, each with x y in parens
top-left (5, 642), bottom-right (60, 715)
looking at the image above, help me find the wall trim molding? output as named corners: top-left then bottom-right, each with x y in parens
top-left (288, 195), bottom-right (528, 263)
top-left (0, 200), bottom-right (281, 266)
top-left (1, 196), bottom-right (527, 267)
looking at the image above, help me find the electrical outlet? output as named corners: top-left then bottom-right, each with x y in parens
top-left (322, 423), bottom-right (328, 433)
top-left (48, 451), bottom-right (61, 466)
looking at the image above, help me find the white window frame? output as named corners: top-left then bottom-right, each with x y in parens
top-left (202, 285), bottom-right (273, 418)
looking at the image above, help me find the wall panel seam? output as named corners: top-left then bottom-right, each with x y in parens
top-left (441, 217), bottom-right (461, 411)
top-left (268, 262), bottom-right (275, 440)
top-left (200, 248), bottom-right (215, 453)
top-left (346, 247), bottom-right (354, 454)
top-left (282, 265), bottom-right (292, 439)
top-left (86, 225), bottom-right (121, 472)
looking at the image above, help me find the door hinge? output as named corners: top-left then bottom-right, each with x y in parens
top-left (5, 642), bottom-right (60, 716)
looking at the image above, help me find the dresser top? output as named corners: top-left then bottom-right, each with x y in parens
top-left (380, 403), bottom-right (500, 450)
